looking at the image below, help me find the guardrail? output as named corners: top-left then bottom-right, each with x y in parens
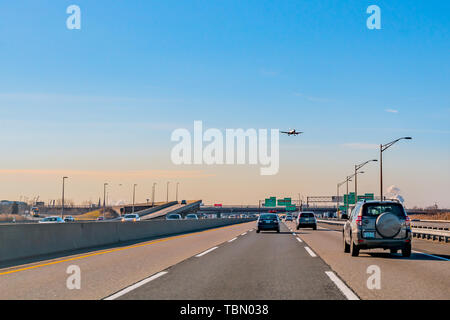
top-left (0, 218), bottom-right (256, 263)
top-left (316, 219), bottom-right (450, 243)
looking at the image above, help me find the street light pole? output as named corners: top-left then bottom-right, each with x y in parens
top-left (103, 182), bottom-right (108, 219)
top-left (61, 176), bottom-right (68, 218)
top-left (176, 182), bottom-right (179, 203)
top-left (166, 182), bottom-right (170, 202)
top-left (152, 183), bottom-right (156, 206)
top-left (132, 184), bottom-right (137, 214)
top-left (379, 137), bottom-right (412, 200)
top-left (354, 159), bottom-right (377, 202)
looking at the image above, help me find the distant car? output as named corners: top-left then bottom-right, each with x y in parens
top-left (63, 216), bottom-right (75, 222)
top-left (166, 214), bottom-right (182, 220)
top-left (121, 214), bottom-right (140, 222)
top-left (39, 216), bottom-right (65, 224)
top-left (96, 216), bottom-right (105, 221)
top-left (185, 214), bottom-right (198, 220)
top-left (296, 212), bottom-right (317, 230)
top-left (342, 200), bottom-right (412, 257)
top-left (257, 213), bottom-right (280, 233)
top-left (181, 200), bottom-right (187, 205)
top-left (285, 214), bottom-right (293, 221)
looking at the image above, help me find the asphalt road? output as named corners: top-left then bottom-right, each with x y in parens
top-left (284, 221), bottom-right (450, 300)
top-left (115, 223), bottom-right (348, 300)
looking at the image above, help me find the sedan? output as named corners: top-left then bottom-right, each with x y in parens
top-left (256, 213), bottom-right (280, 233)
top-left (185, 214), bottom-right (199, 220)
top-left (166, 214), bottom-right (182, 220)
top-left (121, 214), bottom-right (140, 222)
top-left (64, 216), bottom-right (75, 222)
top-left (39, 216), bottom-right (65, 223)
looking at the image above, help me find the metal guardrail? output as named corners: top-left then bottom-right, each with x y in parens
top-left (317, 219), bottom-right (450, 243)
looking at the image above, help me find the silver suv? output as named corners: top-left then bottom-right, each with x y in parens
top-left (342, 200), bottom-right (412, 257)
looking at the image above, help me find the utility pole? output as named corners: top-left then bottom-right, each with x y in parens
top-left (61, 176), bottom-right (68, 218)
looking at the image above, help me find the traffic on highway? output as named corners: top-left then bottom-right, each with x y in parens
top-left (0, 1), bottom-right (449, 317)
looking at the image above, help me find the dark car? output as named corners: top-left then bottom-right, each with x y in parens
top-left (257, 213), bottom-right (280, 233)
top-left (296, 212), bottom-right (317, 230)
top-left (181, 200), bottom-right (187, 205)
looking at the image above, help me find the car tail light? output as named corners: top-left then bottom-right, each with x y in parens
top-left (405, 216), bottom-right (411, 227)
top-left (355, 215), bottom-right (362, 226)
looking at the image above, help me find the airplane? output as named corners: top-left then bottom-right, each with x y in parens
top-left (281, 129), bottom-right (303, 136)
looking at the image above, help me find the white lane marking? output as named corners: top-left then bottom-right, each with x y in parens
top-left (304, 246), bottom-right (317, 257)
top-left (196, 246), bottom-right (218, 257)
top-left (228, 237), bottom-right (237, 243)
top-left (241, 232), bottom-right (247, 236)
top-left (325, 271), bottom-right (359, 300)
top-left (296, 237), bottom-right (303, 243)
top-left (412, 250), bottom-right (449, 261)
top-left (104, 271), bottom-right (168, 300)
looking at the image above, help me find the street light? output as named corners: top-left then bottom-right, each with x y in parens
top-left (61, 176), bottom-right (68, 218)
top-left (152, 183), bottom-right (156, 206)
top-left (103, 183), bottom-right (108, 219)
top-left (380, 137), bottom-right (412, 200)
top-left (132, 184), bottom-right (137, 214)
top-left (354, 159), bottom-right (377, 201)
top-left (166, 182), bottom-right (170, 202)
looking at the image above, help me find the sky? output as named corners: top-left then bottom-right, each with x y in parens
top-left (0, 1), bottom-right (449, 208)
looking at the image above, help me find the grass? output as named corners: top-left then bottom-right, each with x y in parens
top-left (411, 212), bottom-right (450, 221)
top-left (75, 208), bottom-right (118, 221)
top-left (0, 214), bottom-right (28, 222)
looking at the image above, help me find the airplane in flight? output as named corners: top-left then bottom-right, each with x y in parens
top-left (281, 129), bottom-right (303, 136)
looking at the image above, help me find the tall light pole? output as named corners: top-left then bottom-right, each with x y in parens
top-left (152, 183), bottom-right (156, 206)
top-left (103, 182), bottom-right (108, 219)
top-left (354, 159), bottom-right (377, 201)
top-left (337, 179), bottom-right (349, 217)
top-left (61, 176), bottom-right (68, 218)
top-left (176, 182), bottom-right (179, 202)
top-left (166, 182), bottom-right (170, 202)
top-left (380, 137), bottom-right (412, 200)
top-left (132, 184), bottom-right (137, 214)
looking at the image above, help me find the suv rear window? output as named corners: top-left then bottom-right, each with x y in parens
top-left (300, 213), bottom-right (314, 218)
top-left (362, 203), bottom-right (405, 218)
top-left (260, 214), bottom-right (277, 220)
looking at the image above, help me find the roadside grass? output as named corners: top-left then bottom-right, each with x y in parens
top-left (0, 214), bottom-right (27, 222)
top-left (411, 212), bottom-right (450, 221)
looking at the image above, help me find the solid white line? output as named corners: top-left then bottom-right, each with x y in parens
top-left (241, 232), bottom-right (247, 236)
top-left (304, 246), bottom-right (317, 257)
top-left (228, 237), bottom-right (237, 242)
top-left (104, 271), bottom-right (168, 300)
top-left (325, 271), bottom-right (359, 300)
top-left (412, 250), bottom-right (449, 261)
top-left (196, 246), bottom-right (218, 257)
top-left (296, 237), bottom-right (303, 243)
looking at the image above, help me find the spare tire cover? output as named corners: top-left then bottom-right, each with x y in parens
top-left (375, 212), bottom-right (401, 238)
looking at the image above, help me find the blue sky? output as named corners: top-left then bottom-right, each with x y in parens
top-left (0, 1), bottom-right (449, 206)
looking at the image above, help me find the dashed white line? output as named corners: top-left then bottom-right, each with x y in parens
top-left (104, 271), bottom-right (168, 300)
top-left (325, 271), bottom-right (359, 300)
top-left (196, 246), bottom-right (218, 257)
top-left (228, 237), bottom-right (237, 243)
top-left (296, 237), bottom-right (303, 243)
top-left (304, 246), bottom-right (317, 257)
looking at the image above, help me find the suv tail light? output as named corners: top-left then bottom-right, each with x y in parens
top-left (355, 215), bottom-right (363, 226)
top-left (405, 216), bottom-right (411, 227)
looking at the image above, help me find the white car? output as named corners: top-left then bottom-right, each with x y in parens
top-left (121, 214), bottom-right (140, 222)
top-left (64, 216), bottom-right (75, 222)
top-left (185, 214), bottom-right (198, 220)
top-left (39, 216), bottom-right (65, 223)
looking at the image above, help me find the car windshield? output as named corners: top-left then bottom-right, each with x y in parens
top-left (301, 213), bottom-right (314, 218)
top-left (362, 203), bottom-right (405, 218)
top-left (44, 217), bottom-right (57, 221)
top-left (168, 215), bottom-right (180, 219)
top-left (124, 215), bottom-right (136, 218)
top-left (260, 214), bottom-right (277, 220)
top-left (186, 215), bottom-right (196, 218)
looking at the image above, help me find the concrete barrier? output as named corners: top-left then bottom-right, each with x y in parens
top-left (0, 218), bottom-right (255, 263)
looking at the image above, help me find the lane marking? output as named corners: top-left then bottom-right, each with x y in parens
top-left (0, 222), bottom-right (251, 276)
top-left (304, 246), bottom-right (317, 257)
top-left (196, 246), bottom-right (218, 257)
top-left (104, 271), bottom-right (168, 300)
top-left (325, 271), bottom-right (359, 300)
top-left (241, 232), bottom-right (247, 236)
top-left (228, 237), bottom-right (237, 243)
top-left (296, 237), bottom-right (303, 243)
top-left (412, 250), bottom-right (449, 261)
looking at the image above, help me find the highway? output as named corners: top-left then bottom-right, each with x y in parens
top-left (0, 220), bottom-right (448, 300)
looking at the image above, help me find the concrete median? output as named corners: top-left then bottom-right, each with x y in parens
top-left (0, 218), bottom-right (255, 263)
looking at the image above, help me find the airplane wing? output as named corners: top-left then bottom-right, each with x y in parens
top-left (281, 131), bottom-right (290, 134)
